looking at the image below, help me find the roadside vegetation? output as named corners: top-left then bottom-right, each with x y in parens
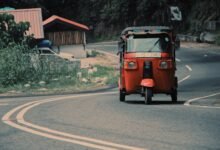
top-left (0, 64), bottom-right (118, 95)
top-left (0, 13), bottom-right (118, 96)
top-left (0, 13), bottom-right (36, 86)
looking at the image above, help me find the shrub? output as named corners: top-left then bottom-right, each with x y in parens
top-left (216, 35), bottom-right (220, 46)
top-left (35, 55), bottom-right (80, 82)
top-left (0, 44), bottom-right (37, 86)
top-left (0, 13), bottom-right (80, 88)
top-left (0, 44), bottom-right (81, 87)
top-left (0, 13), bottom-right (36, 87)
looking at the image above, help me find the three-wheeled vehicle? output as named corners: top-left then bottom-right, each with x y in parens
top-left (118, 26), bottom-right (178, 104)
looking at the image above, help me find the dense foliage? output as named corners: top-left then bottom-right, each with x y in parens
top-left (0, 13), bottom-right (36, 86)
top-left (1, 0), bottom-right (219, 39)
top-left (0, 13), bottom-right (79, 87)
top-left (0, 13), bottom-right (31, 48)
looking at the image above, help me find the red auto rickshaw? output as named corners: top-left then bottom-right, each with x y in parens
top-left (118, 26), bottom-right (178, 104)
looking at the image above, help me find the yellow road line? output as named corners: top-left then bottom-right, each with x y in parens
top-left (2, 91), bottom-right (146, 150)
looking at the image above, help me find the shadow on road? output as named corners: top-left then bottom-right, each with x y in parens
top-left (125, 100), bottom-right (185, 105)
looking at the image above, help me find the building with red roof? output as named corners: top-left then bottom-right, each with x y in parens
top-left (0, 8), bottom-right (44, 39)
top-left (0, 8), bottom-right (89, 58)
top-left (43, 15), bottom-right (89, 46)
top-left (43, 15), bottom-right (89, 58)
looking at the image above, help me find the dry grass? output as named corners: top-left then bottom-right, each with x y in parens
top-left (81, 51), bottom-right (118, 69)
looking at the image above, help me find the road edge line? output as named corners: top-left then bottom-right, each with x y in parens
top-left (178, 75), bottom-right (191, 83)
top-left (185, 65), bottom-right (192, 71)
top-left (184, 92), bottom-right (220, 109)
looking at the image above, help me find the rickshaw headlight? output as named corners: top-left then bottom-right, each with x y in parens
top-left (160, 61), bottom-right (168, 69)
top-left (126, 61), bottom-right (137, 69)
top-left (128, 61), bottom-right (136, 68)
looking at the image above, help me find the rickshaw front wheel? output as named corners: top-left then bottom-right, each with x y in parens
top-left (120, 90), bottom-right (126, 102)
top-left (145, 88), bottom-right (153, 104)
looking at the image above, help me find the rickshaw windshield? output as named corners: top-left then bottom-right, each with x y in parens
top-left (126, 34), bottom-right (171, 52)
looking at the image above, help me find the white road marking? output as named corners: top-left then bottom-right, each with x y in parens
top-left (2, 91), bottom-right (146, 150)
top-left (184, 92), bottom-right (220, 109)
top-left (185, 65), bottom-right (192, 71)
top-left (185, 105), bottom-right (220, 109)
top-left (178, 75), bottom-right (191, 83)
top-left (176, 58), bottom-right (181, 62)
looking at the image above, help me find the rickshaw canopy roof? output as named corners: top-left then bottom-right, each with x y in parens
top-left (121, 26), bottom-right (172, 36)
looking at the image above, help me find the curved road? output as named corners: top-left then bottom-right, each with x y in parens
top-left (0, 43), bottom-right (220, 150)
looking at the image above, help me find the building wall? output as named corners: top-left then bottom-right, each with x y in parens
top-left (53, 45), bottom-right (86, 59)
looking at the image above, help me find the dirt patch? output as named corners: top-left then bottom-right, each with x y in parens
top-left (80, 52), bottom-right (118, 68)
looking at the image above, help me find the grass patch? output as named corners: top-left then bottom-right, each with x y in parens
top-left (0, 65), bottom-right (118, 96)
top-left (91, 65), bottom-right (118, 85)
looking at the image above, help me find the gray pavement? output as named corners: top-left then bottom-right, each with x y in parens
top-left (0, 43), bottom-right (220, 150)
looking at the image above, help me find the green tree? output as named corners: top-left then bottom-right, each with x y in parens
top-left (0, 13), bottom-right (31, 48)
top-left (0, 13), bottom-right (36, 86)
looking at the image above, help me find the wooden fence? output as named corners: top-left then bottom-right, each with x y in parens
top-left (45, 31), bottom-right (85, 45)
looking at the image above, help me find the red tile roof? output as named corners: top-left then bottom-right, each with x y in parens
top-left (0, 8), bottom-right (44, 39)
top-left (43, 15), bottom-right (89, 31)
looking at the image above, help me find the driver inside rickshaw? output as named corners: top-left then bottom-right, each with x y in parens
top-left (126, 34), bottom-right (171, 52)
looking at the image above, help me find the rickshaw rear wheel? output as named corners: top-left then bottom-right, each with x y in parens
top-left (175, 77), bottom-right (178, 88)
top-left (145, 88), bottom-right (152, 104)
top-left (171, 89), bottom-right (177, 102)
top-left (120, 90), bottom-right (126, 102)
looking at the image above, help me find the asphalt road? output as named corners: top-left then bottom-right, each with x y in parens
top-left (0, 42), bottom-right (220, 150)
